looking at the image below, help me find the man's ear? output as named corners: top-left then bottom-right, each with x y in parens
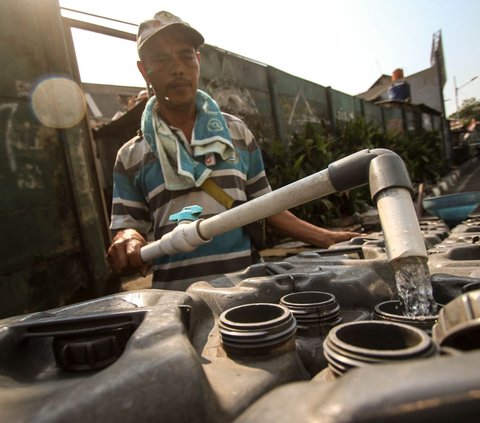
top-left (137, 60), bottom-right (149, 83)
top-left (196, 51), bottom-right (201, 63)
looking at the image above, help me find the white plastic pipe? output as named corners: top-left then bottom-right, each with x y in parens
top-left (376, 187), bottom-right (428, 261)
top-left (140, 152), bottom-right (429, 264)
top-left (140, 219), bottom-right (210, 262)
top-left (140, 169), bottom-right (335, 261)
top-left (199, 169), bottom-right (335, 239)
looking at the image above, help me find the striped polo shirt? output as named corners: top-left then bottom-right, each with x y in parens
top-left (110, 112), bottom-right (271, 287)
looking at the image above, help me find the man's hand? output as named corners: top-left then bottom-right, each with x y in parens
top-left (327, 230), bottom-right (363, 246)
top-left (106, 229), bottom-right (149, 276)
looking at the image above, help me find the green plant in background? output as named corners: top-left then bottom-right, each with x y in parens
top-left (262, 117), bottom-right (447, 245)
top-left (330, 117), bottom-right (385, 220)
top-left (263, 123), bottom-right (336, 229)
top-left (382, 129), bottom-right (449, 184)
top-left (332, 117), bottom-right (382, 157)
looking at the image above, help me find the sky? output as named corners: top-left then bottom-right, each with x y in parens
top-left (58, 0), bottom-right (480, 118)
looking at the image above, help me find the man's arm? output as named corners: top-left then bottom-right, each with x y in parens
top-left (266, 210), bottom-right (360, 248)
top-left (106, 210), bottom-right (359, 272)
top-left (107, 137), bottom-right (152, 276)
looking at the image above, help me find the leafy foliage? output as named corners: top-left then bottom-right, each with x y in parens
top-left (449, 97), bottom-right (480, 122)
top-left (263, 123), bottom-right (337, 227)
top-left (263, 118), bottom-right (448, 234)
top-left (381, 129), bottom-right (449, 184)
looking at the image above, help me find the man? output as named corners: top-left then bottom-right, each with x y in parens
top-left (106, 11), bottom-right (359, 289)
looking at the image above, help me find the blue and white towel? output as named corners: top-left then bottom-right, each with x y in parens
top-left (141, 90), bottom-right (235, 191)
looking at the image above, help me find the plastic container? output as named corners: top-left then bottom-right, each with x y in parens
top-left (280, 291), bottom-right (342, 375)
top-left (323, 320), bottom-right (437, 376)
top-left (374, 300), bottom-right (441, 334)
top-left (218, 303), bottom-right (297, 356)
top-left (432, 290), bottom-right (480, 351)
top-left (423, 192), bottom-right (480, 227)
top-left (280, 291), bottom-right (341, 329)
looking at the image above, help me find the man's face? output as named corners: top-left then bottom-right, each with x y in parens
top-left (139, 30), bottom-right (200, 112)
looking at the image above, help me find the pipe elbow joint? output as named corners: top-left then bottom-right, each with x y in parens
top-left (327, 149), bottom-right (413, 200)
top-left (369, 153), bottom-right (413, 202)
top-left (328, 149), bottom-right (375, 192)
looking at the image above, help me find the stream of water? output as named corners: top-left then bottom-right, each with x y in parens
top-left (391, 256), bottom-right (438, 317)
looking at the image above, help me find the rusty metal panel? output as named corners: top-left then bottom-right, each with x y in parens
top-left (0, 0), bottom-right (109, 318)
top-left (0, 105), bottom-right (80, 272)
top-left (1, 0), bottom-right (75, 96)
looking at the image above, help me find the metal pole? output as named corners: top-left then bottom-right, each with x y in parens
top-left (454, 76), bottom-right (478, 114)
top-left (454, 76), bottom-right (459, 115)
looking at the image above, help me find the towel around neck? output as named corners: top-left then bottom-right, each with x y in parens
top-left (141, 90), bottom-right (236, 191)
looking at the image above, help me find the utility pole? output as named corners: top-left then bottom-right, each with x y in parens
top-left (454, 75), bottom-right (478, 115)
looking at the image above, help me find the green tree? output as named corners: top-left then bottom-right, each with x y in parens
top-left (449, 97), bottom-right (480, 122)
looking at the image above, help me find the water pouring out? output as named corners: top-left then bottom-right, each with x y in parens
top-left (391, 256), bottom-right (438, 317)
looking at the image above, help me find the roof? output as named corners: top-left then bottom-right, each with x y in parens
top-left (356, 75), bottom-right (391, 101)
top-left (374, 99), bottom-right (442, 115)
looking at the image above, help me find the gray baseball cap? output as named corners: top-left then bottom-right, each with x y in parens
top-left (137, 11), bottom-right (204, 53)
